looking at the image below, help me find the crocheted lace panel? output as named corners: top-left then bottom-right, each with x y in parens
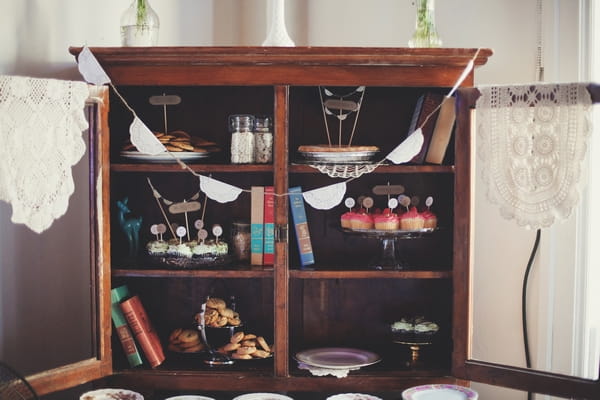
top-left (476, 83), bottom-right (592, 229)
top-left (0, 75), bottom-right (90, 233)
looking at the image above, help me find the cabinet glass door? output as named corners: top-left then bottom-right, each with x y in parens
top-left (454, 86), bottom-right (600, 399)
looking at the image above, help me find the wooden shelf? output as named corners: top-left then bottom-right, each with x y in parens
top-left (112, 267), bottom-right (274, 279)
top-left (289, 269), bottom-right (451, 279)
top-left (111, 163), bottom-right (274, 173)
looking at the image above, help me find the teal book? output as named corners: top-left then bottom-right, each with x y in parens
top-left (250, 186), bottom-right (265, 265)
top-left (288, 187), bottom-right (315, 268)
top-left (111, 285), bottom-right (143, 368)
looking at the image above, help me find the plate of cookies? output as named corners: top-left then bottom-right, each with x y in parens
top-left (216, 331), bottom-right (274, 361)
top-left (120, 130), bottom-right (221, 163)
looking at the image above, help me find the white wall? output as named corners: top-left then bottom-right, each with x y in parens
top-left (0, 0), bottom-right (586, 398)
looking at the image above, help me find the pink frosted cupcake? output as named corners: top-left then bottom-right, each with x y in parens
top-left (340, 210), bottom-right (355, 228)
top-left (400, 207), bottom-right (425, 230)
top-left (374, 210), bottom-right (399, 230)
top-left (351, 212), bottom-right (374, 230)
top-left (421, 210), bottom-right (438, 229)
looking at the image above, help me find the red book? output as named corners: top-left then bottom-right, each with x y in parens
top-left (119, 295), bottom-right (165, 368)
top-left (263, 186), bottom-right (275, 265)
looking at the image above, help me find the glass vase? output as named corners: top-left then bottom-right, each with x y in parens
top-left (120, 0), bottom-right (159, 46)
top-left (408, 0), bottom-right (442, 48)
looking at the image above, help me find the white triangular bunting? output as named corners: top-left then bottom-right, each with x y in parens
top-left (130, 117), bottom-right (166, 155)
top-left (199, 175), bottom-right (243, 203)
top-left (302, 182), bottom-right (347, 210)
top-left (77, 46), bottom-right (111, 85)
top-left (385, 128), bottom-right (424, 164)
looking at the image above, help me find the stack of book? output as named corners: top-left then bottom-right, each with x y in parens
top-left (111, 285), bottom-right (165, 368)
top-left (250, 186), bottom-right (315, 268)
top-left (406, 92), bottom-right (457, 165)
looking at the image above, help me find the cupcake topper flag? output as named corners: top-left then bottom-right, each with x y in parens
top-left (398, 194), bottom-right (411, 212)
top-left (212, 224), bottom-right (223, 244)
top-left (362, 196), bottom-right (374, 213)
top-left (149, 93), bottom-right (181, 136)
top-left (425, 196), bottom-right (434, 210)
top-left (176, 226), bottom-right (187, 245)
top-left (388, 197), bottom-right (399, 211)
top-left (344, 197), bottom-right (356, 212)
top-left (168, 195), bottom-right (201, 242)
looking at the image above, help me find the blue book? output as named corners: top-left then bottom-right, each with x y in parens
top-left (288, 187), bottom-right (315, 268)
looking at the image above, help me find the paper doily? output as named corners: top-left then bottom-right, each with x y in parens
top-left (476, 83), bottom-right (592, 229)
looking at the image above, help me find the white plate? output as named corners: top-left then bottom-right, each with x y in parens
top-left (402, 385), bottom-right (478, 400)
top-left (231, 394), bottom-right (294, 400)
top-left (80, 388), bottom-right (144, 400)
top-left (164, 396), bottom-right (215, 400)
top-left (120, 151), bottom-right (211, 163)
top-left (327, 394), bottom-right (383, 400)
top-left (295, 347), bottom-right (381, 369)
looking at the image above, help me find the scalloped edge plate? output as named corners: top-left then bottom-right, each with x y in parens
top-left (295, 347), bottom-right (380, 369)
top-left (402, 385), bottom-right (478, 400)
top-left (327, 394), bottom-right (383, 400)
top-left (80, 388), bottom-right (144, 400)
top-left (231, 394), bottom-right (294, 400)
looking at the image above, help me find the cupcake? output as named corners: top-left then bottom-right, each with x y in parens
top-left (350, 211), bottom-right (374, 230)
top-left (146, 240), bottom-right (168, 255)
top-left (400, 206), bottom-right (425, 230)
top-left (421, 210), bottom-right (438, 229)
top-left (340, 210), bottom-right (355, 229)
top-left (391, 316), bottom-right (439, 342)
top-left (373, 210), bottom-right (399, 230)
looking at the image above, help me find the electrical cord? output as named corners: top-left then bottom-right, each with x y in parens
top-left (522, 228), bottom-right (541, 400)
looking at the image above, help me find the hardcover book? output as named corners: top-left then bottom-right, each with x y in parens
top-left (263, 186), bottom-right (275, 265)
top-left (425, 96), bottom-right (456, 164)
top-left (250, 186), bottom-right (265, 265)
top-left (407, 92), bottom-right (444, 164)
top-left (119, 295), bottom-right (165, 368)
top-left (289, 186), bottom-right (315, 268)
top-left (110, 285), bottom-right (143, 368)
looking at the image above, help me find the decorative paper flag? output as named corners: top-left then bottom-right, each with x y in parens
top-left (77, 46), bottom-right (111, 85)
top-left (199, 175), bottom-right (243, 203)
top-left (385, 128), bottom-right (424, 164)
top-left (302, 182), bottom-right (347, 210)
top-left (130, 117), bottom-right (166, 155)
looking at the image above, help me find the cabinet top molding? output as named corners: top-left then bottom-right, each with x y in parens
top-left (69, 47), bottom-right (492, 87)
top-left (70, 46), bottom-right (492, 67)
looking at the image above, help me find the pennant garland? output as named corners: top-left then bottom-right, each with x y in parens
top-left (75, 46), bottom-right (482, 210)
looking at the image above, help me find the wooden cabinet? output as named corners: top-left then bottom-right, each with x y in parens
top-left (36, 47), bottom-right (595, 399)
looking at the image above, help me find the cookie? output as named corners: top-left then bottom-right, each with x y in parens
top-left (256, 336), bottom-right (271, 352)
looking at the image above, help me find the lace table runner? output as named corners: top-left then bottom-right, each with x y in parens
top-left (0, 75), bottom-right (90, 233)
top-left (476, 83), bottom-right (592, 229)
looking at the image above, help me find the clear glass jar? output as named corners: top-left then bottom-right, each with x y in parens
top-left (120, 0), bottom-right (160, 46)
top-left (408, 0), bottom-right (442, 48)
top-left (229, 114), bottom-right (255, 164)
top-left (231, 221), bottom-right (251, 262)
top-left (254, 115), bottom-right (273, 164)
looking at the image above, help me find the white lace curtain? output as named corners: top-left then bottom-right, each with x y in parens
top-left (476, 83), bottom-right (593, 229)
top-left (0, 75), bottom-right (91, 233)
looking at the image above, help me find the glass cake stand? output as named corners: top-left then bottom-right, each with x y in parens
top-left (342, 228), bottom-right (435, 270)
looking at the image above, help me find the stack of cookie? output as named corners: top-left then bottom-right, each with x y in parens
top-left (195, 297), bottom-right (242, 328)
top-left (121, 130), bottom-right (221, 153)
top-left (217, 331), bottom-right (273, 360)
top-left (167, 328), bottom-right (205, 353)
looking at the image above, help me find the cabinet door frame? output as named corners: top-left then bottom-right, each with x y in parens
top-left (26, 89), bottom-right (114, 396)
top-left (452, 86), bottom-right (600, 399)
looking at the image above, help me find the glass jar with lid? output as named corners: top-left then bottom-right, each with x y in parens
top-left (229, 114), bottom-right (255, 164)
top-left (231, 221), bottom-right (251, 262)
top-left (254, 115), bottom-right (273, 164)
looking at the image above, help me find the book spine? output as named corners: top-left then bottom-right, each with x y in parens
top-left (119, 295), bottom-right (165, 368)
top-left (110, 285), bottom-right (143, 368)
top-left (410, 92), bottom-right (444, 163)
top-left (263, 186), bottom-right (275, 265)
top-left (250, 186), bottom-right (265, 265)
top-left (288, 186), bottom-right (315, 267)
top-left (425, 96), bottom-right (456, 164)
